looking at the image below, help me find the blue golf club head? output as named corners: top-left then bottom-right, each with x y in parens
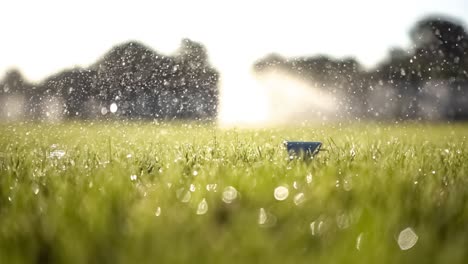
top-left (284, 141), bottom-right (322, 158)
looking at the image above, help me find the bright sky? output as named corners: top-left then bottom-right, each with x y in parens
top-left (0, 0), bottom-right (467, 82)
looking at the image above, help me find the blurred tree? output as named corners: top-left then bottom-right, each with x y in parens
top-left (410, 16), bottom-right (468, 80)
top-left (373, 15), bottom-right (468, 119)
top-left (90, 39), bottom-right (219, 120)
top-left (0, 69), bottom-right (35, 119)
top-left (174, 39), bottom-right (219, 119)
top-left (40, 69), bottom-right (97, 118)
top-left (92, 41), bottom-right (172, 118)
top-left (1, 69), bottom-right (28, 95)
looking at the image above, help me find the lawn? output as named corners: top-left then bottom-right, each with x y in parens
top-left (0, 122), bottom-right (467, 263)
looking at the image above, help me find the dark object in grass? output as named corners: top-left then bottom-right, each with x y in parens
top-left (284, 141), bottom-right (322, 158)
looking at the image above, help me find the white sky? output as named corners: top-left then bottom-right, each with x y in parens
top-left (0, 0), bottom-right (467, 82)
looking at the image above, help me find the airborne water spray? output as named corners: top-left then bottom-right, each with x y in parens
top-left (218, 69), bottom-right (343, 127)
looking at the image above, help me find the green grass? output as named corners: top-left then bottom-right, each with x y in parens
top-left (0, 122), bottom-right (467, 263)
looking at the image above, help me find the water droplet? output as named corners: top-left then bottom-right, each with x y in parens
top-left (343, 178), bottom-right (353, 191)
top-left (49, 150), bottom-right (66, 159)
top-left (101, 107), bottom-right (108, 115)
top-left (258, 207), bottom-right (277, 227)
top-left (400, 68), bottom-right (406, 76)
top-left (189, 184), bottom-right (196, 192)
top-left (356, 233), bottom-right (363, 250)
top-left (130, 174), bottom-right (137, 181)
top-left (176, 189), bottom-right (191, 203)
top-left (196, 198), bottom-right (208, 215)
top-left (274, 186), bottom-right (289, 201)
top-left (336, 214), bottom-right (350, 229)
top-left (398, 227), bottom-right (418, 250)
top-left (293, 181), bottom-right (299, 189)
top-left (306, 173), bottom-right (313, 184)
top-left (350, 148), bottom-right (356, 157)
top-left (155, 207), bottom-right (161, 216)
top-left (222, 186), bottom-right (238, 204)
top-left (259, 208), bottom-right (267, 225)
top-left (110, 103), bottom-right (118, 113)
top-left (317, 221), bottom-right (324, 234)
top-left (206, 183), bottom-right (218, 192)
top-left (310, 221), bottom-right (316, 236)
top-left (293, 192), bottom-right (305, 206)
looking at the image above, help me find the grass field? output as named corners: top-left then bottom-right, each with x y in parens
top-left (0, 122), bottom-right (467, 263)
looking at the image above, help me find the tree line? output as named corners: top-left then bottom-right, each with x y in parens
top-left (254, 15), bottom-right (468, 120)
top-left (1, 15), bottom-right (468, 121)
top-left (0, 39), bottom-right (219, 121)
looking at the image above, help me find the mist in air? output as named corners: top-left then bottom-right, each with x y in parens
top-left (219, 70), bottom-right (341, 127)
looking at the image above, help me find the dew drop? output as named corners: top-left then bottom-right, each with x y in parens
top-left (196, 198), bottom-right (208, 215)
top-left (293, 192), bottom-right (305, 206)
top-left (356, 233), bottom-right (363, 250)
top-left (181, 191), bottom-right (191, 203)
top-left (189, 184), bottom-right (196, 192)
top-left (306, 173), bottom-right (313, 184)
top-left (310, 221), bottom-right (316, 236)
top-left (206, 183), bottom-right (218, 192)
top-left (155, 207), bottom-right (161, 216)
top-left (49, 150), bottom-right (66, 159)
top-left (222, 186), bottom-right (238, 204)
top-left (398, 227), bottom-right (418, 250)
top-left (293, 181), bottom-right (299, 189)
top-left (259, 208), bottom-right (267, 225)
top-left (274, 186), bottom-right (289, 201)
